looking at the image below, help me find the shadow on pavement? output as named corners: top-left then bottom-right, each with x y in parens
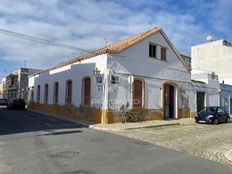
top-left (0, 109), bottom-right (84, 136)
top-left (41, 130), bottom-right (83, 136)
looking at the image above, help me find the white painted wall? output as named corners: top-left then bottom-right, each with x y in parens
top-left (28, 30), bottom-right (220, 118)
top-left (219, 83), bottom-right (232, 114)
top-left (108, 32), bottom-right (190, 82)
top-left (106, 31), bottom-right (219, 114)
top-left (192, 40), bottom-right (232, 84)
top-left (28, 54), bottom-right (108, 108)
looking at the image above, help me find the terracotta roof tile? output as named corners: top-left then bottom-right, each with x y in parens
top-left (52, 26), bottom-right (161, 69)
top-left (32, 26), bottom-right (190, 76)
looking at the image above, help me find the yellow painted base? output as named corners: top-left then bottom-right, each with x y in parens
top-left (105, 108), bottom-right (164, 124)
top-left (191, 112), bottom-right (197, 118)
top-left (178, 109), bottom-right (191, 118)
top-left (28, 103), bottom-right (192, 124)
top-left (28, 102), bottom-right (102, 123)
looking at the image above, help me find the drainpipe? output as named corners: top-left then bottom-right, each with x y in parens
top-left (101, 70), bottom-right (109, 124)
top-left (128, 75), bottom-right (133, 109)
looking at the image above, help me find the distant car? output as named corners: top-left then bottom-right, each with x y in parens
top-left (7, 99), bottom-right (26, 110)
top-left (0, 99), bottom-right (8, 108)
top-left (195, 106), bottom-right (230, 124)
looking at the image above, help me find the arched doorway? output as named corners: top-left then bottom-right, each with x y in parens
top-left (163, 83), bottom-right (177, 119)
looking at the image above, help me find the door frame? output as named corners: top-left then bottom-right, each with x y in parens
top-left (162, 81), bottom-right (179, 119)
top-left (195, 91), bottom-right (206, 113)
top-left (132, 77), bottom-right (145, 109)
top-left (82, 76), bottom-right (91, 105)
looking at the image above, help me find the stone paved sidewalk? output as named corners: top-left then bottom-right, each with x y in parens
top-left (29, 109), bottom-right (194, 131)
top-left (89, 118), bottom-right (194, 131)
top-left (109, 122), bottom-right (232, 165)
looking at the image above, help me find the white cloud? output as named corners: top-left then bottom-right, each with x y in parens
top-left (210, 0), bottom-right (232, 35)
top-left (0, 0), bottom-right (225, 75)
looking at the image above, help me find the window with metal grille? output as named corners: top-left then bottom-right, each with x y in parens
top-left (111, 75), bottom-right (119, 84)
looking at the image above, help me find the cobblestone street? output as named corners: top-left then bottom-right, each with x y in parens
top-left (110, 122), bottom-right (232, 165)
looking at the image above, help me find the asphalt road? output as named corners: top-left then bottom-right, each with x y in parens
top-left (0, 109), bottom-right (232, 174)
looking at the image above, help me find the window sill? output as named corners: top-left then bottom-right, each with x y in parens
top-left (149, 57), bottom-right (167, 62)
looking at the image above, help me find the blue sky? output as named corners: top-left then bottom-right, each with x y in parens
top-left (0, 0), bottom-right (232, 81)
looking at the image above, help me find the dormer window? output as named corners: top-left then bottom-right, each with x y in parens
top-left (149, 44), bottom-right (157, 58)
top-left (161, 47), bottom-right (167, 61)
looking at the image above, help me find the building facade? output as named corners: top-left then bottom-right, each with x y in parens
top-left (0, 83), bottom-right (2, 98)
top-left (28, 27), bottom-right (219, 124)
top-left (192, 39), bottom-right (232, 84)
top-left (192, 39), bottom-right (232, 114)
top-left (2, 68), bottom-right (41, 101)
top-left (219, 83), bottom-right (232, 114)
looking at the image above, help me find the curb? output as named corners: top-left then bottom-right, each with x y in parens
top-left (89, 126), bottom-right (121, 131)
top-left (224, 150), bottom-right (232, 162)
top-left (126, 123), bottom-right (181, 130)
top-left (89, 122), bottom-right (182, 131)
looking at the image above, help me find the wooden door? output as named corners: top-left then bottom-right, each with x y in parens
top-left (133, 79), bottom-right (143, 107)
top-left (37, 85), bottom-right (40, 102)
top-left (164, 84), bottom-right (174, 119)
top-left (45, 84), bottom-right (48, 103)
top-left (169, 85), bottom-right (174, 118)
top-left (54, 83), bottom-right (59, 104)
top-left (83, 78), bottom-right (91, 105)
top-left (66, 81), bottom-right (72, 104)
top-left (31, 88), bottom-right (34, 102)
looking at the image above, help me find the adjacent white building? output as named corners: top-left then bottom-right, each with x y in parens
top-left (2, 68), bottom-right (41, 101)
top-left (192, 39), bottom-right (232, 114)
top-left (192, 39), bottom-right (232, 84)
top-left (28, 27), bottom-right (219, 124)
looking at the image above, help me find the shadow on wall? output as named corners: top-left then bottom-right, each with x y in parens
top-left (0, 109), bottom-right (84, 136)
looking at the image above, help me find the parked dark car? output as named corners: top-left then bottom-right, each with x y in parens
top-left (195, 106), bottom-right (230, 124)
top-left (7, 99), bottom-right (26, 110)
top-left (0, 98), bottom-right (8, 108)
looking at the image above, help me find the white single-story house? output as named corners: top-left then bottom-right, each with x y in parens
top-left (28, 26), bottom-right (219, 124)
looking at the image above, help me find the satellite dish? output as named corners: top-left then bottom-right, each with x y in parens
top-left (207, 35), bottom-right (213, 42)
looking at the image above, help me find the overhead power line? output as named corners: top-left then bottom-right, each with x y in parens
top-left (0, 28), bottom-right (89, 52)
